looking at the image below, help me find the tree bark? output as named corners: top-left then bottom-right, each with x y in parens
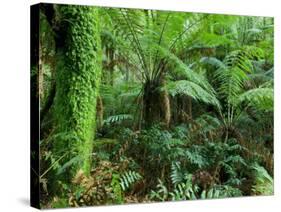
top-left (51, 5), bottom-right (102, 177)
top-left (142, 76), bottom-right (171, 128)
top-left (96, 95), bottom-right (104, 129)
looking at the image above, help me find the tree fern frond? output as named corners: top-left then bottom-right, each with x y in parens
top-left (166, 80), bottom-right (220, 108)
top-left (198, 32), bottom-right (234, 47)
top-left (211, 46), bottom-right (265, 104)
top-left (215, 66), bottom-right (248, 103)
top-left (158, 46), bottom-right (215, 92)
top-left (200, 56), bottom-right (227, 70)
top-left (236, 87), bottom-right (273, 111)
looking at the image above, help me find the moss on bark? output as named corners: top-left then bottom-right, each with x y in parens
top-left (53, 5), bottom-right (101, 176)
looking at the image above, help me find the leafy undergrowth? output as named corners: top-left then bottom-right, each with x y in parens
top-left (42, 124), bottom-right (273, 208)
top-left (46, 159), bottom-right (150, 208)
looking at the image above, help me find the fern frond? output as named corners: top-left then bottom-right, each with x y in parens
top-left (150, 179), bottom-right (169, 201)
top-left (191, 114), bottom-right (221, 135)
top-left (198, 32), bottom-right (234, 47)
top-left (104, 114), bottom-right (133, 125)
top-left (201, 185), bottom-right (242, 199)
top-left (205, 47), bottom-right (265, 106)
top-left (119, 170), bottom-right (142, 191)
top-left (215, 66), bottom-right (248, 104)
top-left (170, 162), bottom-right (185, 185)
top-left (169, 52), bottom-right (214, 89)
top-left (170, 179), bottom-right (197, 201)
top-left (225, 155), bottom-right (246, 166)
top-left (251, 164), bottom-right (273, 195)
top-left (236, 87), bottom-right (273, 111)
top-left (200, 56), bottom-right (227, 70)
top-left (166, 80), bottom-right (220, 108)
top-left (186, 147), bottom-right (207, 168)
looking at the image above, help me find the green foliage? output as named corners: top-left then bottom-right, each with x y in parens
top-left (237, 87), bottom-right (273, 111)
top-left (56, 155), bottom-right (82, 175)
top-left (50, 198), bottom-right (69, 208)
top-left (189, 114), bottom-right (221, 140)
top-left (251, 164), bottom-right (273, 195)
top-left (100, 82), bottom-right (141, 120)
top-left (169, 163), bottom-right (199, 201)
top-left (104, 114), bottom-right (133, 125)
top-left (137, 126), bottom-right (187, 165)
top-left (170, 180), bottom-right (198, 201)
top-left (150, 161), bottom-right (242, 202)
top-left (185, 147), bottom-right (207, 169)
top-left (111, 174), bottom-right (124, 203)
top-left (166, 80), bottom-right (219, 107)
top-left (150, 179), bottom-right (170, 201)
top-left (200, 185), bottom-right (242, 199)
top-left (202, 46), bottom-right (265, 104)
top-left (170, 162), bottom-right (187, 185)
top-left (119, 170), bottom-right (142, 191)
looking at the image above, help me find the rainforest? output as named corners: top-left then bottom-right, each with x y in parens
top-left (34, 4), bottom-right (274, 208)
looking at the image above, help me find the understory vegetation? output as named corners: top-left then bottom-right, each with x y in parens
top-left (36, 4), bottom-right (274, 208)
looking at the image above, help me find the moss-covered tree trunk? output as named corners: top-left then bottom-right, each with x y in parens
top-left (53, 5), bottom-right (101, 177)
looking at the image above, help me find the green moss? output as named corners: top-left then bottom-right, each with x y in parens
top-left (53, 5), bottom-right (102, 176)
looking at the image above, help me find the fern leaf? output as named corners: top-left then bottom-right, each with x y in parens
top-left (236, 87), bottom-right (273, 111)
top-left (166, 80), bottom-right (220, 108)
top-left (119, 170), bottom-right (142, 191)
top-left (104, 114), bottom-right (133, 124)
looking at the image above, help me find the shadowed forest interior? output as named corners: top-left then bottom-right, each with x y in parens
top-left (33, 3), bottom-right (274, 208)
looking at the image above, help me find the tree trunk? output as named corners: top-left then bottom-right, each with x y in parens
top-left (52, 5), bottom-right (102, 177)
top-left (40, 81), bottom-right (56, 124)
top-left (38, 40), bottom-right (44, 102)
top-left (174, 95), bottom-right (193, 124)
top-left (96, 95), bottom-right (104, 129)
top-left (143, 80), bottom-right (160, 127)
top-left (142, 76), bottom-right (170, 128)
